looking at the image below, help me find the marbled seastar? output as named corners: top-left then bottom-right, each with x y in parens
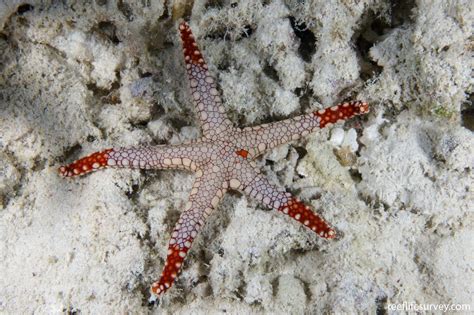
top-left (59, 21), bottom-right (369, 298)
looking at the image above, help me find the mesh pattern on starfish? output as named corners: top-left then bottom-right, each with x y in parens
top-left (59, 21), bottom-right (369, 298)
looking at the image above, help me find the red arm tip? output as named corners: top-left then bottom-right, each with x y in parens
top-left (59, 149), bottom-right (113, 177)
top-left (150, 244), bottom-right (190, 297)
top-left (314, 101), bottom-right (369, 128)
top-left (278, 198), bottom-right (336, 239)
top-left (179, 21), bottom-right (206, 66)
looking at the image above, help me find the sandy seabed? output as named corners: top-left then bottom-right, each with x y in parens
top-left (0, 0), bottom-right (473, 313)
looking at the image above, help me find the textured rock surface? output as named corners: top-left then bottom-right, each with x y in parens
top-left (0, 0), bottom-right (472, 313)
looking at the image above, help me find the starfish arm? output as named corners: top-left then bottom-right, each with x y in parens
top-left (179, 22), bottom-right (234, 139)
top-left (58, 144), bottom-right (208, 177)
top-left (151, 169), bottom-right (227, 297)
top-left (235, 101), bottom-right (369, 157)
top-left (230, 161), bottom-right (336, 238)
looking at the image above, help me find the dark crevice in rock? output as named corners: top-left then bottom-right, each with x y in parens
top-left (352, 11), bottom-right (386, 81)
top-left (160, 1), bottom-right (170, 20)
top-left (146, 106), bottom-right (167, 132)
top-left (140, 71), bottom-right (153, 78)
top-left (263, 63), bottom-right (279, 82)
top-left (369, 15), bottom-right (392, 36)
top-left (86, 135), bottom-right (96, 142)
top-left (270, 276), bottom-right (279, 297)
top-left (461, 92), bottom-right (474, 131)
top-left (289, 16), bottom-right (316, 63)
top-left (294, 146), bottom-right (307, 160)
top-left (168, 115), bottom-right (191, 132)
top-left (352, 1), bottom-right (416, 82)
top-left (92, 21), bottom-right (121, 45)
top-left (86, 80), bottom-right (121, 104)
top-left (129, 177), bottom-right (163, 307)
top-left (382, 105), bottom-right (406, 124)
top-left (205, 0), bottom-right (225, 9)
top-left (117, 0), bottom-right (134, 21)
top-left (239, 24), bottom-right (254, 39)
top-left (375, 295), bottom-right (388, 315)
top-left (235, 271), bottom-right (246, 299)
top-left (62, 306), bottom-right (80, 315)
top-left (354, 34), bottom-right (383, 81)
top-left (300, 278), bottom-right (312, 303)
top-left (349, 169), bottom-right (363, 184)
top-left (16, 4), bottom-right (34, 15)
top-left (126, 183), bottom-right (141, 201)
top-left (294, 87), bottom-right (303, 97)
top-left (390, 0), bottom-right (417, 27)
top-left (60, 143), bottom-right (82, 163)
top-left (129, 119), bottom-right (149, 131)
top-left (216, 55), bottom-right (231, 71)
top-left (298, 88), bottom-right (314, 113)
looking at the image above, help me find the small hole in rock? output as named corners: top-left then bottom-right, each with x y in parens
top-left (117, 0), bottom-right (134, 21)
top-left (86, 135), bottom-right (96, 142)
top-left (461, 93), bottom-right (474, 131)
top-left (239, 25), bottom-right (253, 38)
top-left (96, 21), bottom-right (120, 44)
top-left (289, 16), bottom-right (316, 62)
top-left (17, 4), bottom-right (34, 15)
top-left (390, 0), bottom-right (417, 27)
top-left (263, 63), bottom-right (279, 82)
top-left (140, 72), bottom-right (153, 78)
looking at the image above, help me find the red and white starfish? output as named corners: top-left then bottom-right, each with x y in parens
top-left (59, 21), bottom-right (369, 298)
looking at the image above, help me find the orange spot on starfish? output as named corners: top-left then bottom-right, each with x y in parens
top-left (235, 149), bottom-right (249, 158)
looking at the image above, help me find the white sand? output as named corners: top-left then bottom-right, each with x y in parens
top-left (0, 0), bottom-right (472, 313)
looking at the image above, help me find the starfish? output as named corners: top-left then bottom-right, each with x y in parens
top-left (59, 21), bottom-right (369, 298)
